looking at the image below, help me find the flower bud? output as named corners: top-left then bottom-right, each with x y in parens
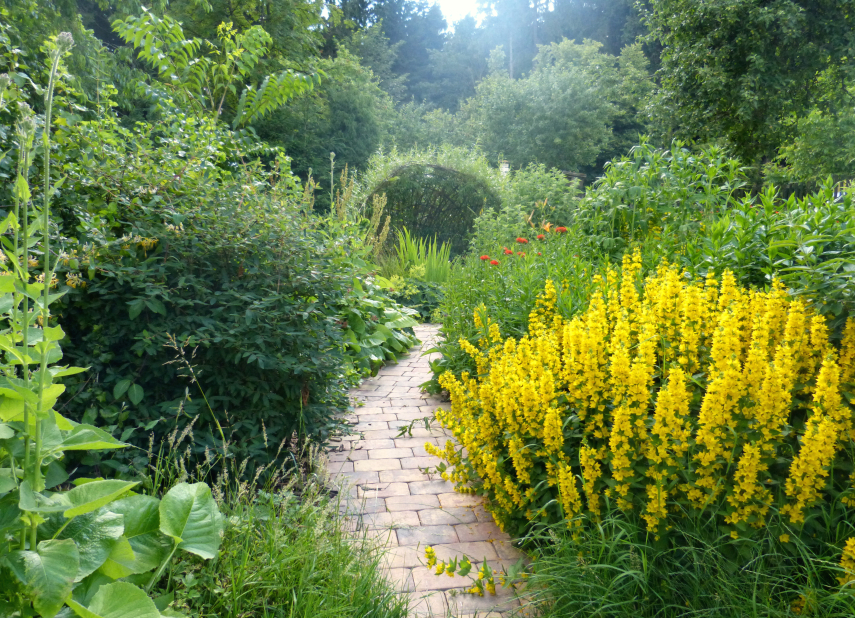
top-left (56, 32), bottom-right (74, 54)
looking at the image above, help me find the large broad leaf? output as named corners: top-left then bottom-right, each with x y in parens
top-left (40, 508), bottom-right (123, 580)
top-left (66, 581), bottom-right (160, 618)
top-left (55, 425), bottom-right (127, 453)
top-left (108, 495), bottom-right (171, 573)
top-left (97, 537), bottom-right (136, 579)
top-left (8, 539), bottom-right (79, 618)
top-left (159, 483), bottom-right (223, 559)
top-left (64, 480), bottom-right (138, 518)
top-left (19, 480), bottom-right (67, 513)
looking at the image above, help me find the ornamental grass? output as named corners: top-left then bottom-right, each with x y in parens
top-left (428, 250), bottom-right (855, 560)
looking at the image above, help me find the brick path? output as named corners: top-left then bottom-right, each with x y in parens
top-left (326, 324), bottom-right (523, 618)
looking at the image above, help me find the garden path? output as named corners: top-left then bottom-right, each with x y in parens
top-left (327, 324), bottom-right (524, 618)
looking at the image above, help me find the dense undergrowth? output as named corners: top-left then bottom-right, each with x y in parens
top-left (0, 14), bottom-right (413, 618)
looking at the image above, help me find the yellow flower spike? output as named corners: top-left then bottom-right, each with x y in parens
top-left (838, 538), bottom-right (855, 585)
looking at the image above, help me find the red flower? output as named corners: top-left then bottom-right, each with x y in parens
top-left (537, 252), bottom-right (542, 256)
top-left (537, 234), bottom-right (545, 240)
top-left (490, 259), bottom-right (499, 266)
top-left (480, 255), bottom-right (490, 260)
top-left (556, 226), bottom-right (567, 233)
top-left (517, 251), bottom-right (526, 257)
top-left (503, 248), bottom-right (513, 255)
top-left (516, 237), bottom-right (529, 244)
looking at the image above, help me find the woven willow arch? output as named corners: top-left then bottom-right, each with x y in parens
top-left (351, 146), bottom-right (507, 255)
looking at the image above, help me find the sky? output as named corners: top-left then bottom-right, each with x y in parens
top-left (434, 0), bottom-right (480, 26)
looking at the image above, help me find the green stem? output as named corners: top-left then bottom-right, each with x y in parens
top-left (146, 541), bottom-right (179, 593)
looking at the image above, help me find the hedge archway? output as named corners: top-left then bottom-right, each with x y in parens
top-left (351, 146), bottom-right (507, 255)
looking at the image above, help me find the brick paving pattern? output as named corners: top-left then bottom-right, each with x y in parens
top-left (326, 324), bottom-right (524, 618)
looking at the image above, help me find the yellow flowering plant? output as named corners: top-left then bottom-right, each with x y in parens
top-left (428, 249), bottom-right (855, 548)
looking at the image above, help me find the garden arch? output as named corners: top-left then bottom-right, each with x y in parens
top-left (351, 146), bottom-right (507, 255)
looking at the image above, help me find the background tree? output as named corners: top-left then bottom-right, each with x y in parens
top-left (646, 0), bottom-right (855, 170)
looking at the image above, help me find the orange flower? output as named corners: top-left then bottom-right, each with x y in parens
top-left (537, 234), bottom-right (545, 240)
top-left (490, 260), bottom-right (499, 266)
top-left (516, 237), bottom-right (529, 244)
top-left (480, 255), bottom-right (490, 261)
top-left (556, 226), bottom-right (567, 233)
top-left (517, 252), bottom-right (526, 257)
top-left (503, 248), bottom-right (513, 255)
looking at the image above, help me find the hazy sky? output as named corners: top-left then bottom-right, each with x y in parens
top-left (434, 0), bottom-right (479, 25)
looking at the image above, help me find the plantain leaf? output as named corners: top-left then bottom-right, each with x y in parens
top-left (64, 480), bottom-right (139, 518)
top-left (159, 482), bottom-right (223, 559)
top-left (108, 494), bottom-right (171, 573)
top-left (66, 581), bottom-right (160, 618)
top-left (9, 539), bottom-right (79, 618)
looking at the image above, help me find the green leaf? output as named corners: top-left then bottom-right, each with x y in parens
top-left (97, 537), bottom-right (136, 579)
top-left (127, 300), bottom-right (144, 321)
top-left (41, 509), bottom-right (124, 580)
top-left (19, 480), bottom-right (66, 513)
top-left (106, 495), bottom-right (171, 574)
top-left (128, 384), bottom-right (144, 406)
top-left (9, 539), bottom-right (79, 618)
top-left (66, 581), bottom-right (161, 618)
top-left (56, 425), bottom-right (127, 452)
top-left (0, 423), bottom-right (14, 439)
top-left (112, 380), bottom-right (131, 400)
top-left (159, 482), bottom-right (223, 559)
top-left (64, 480), bottom-right (139, 518)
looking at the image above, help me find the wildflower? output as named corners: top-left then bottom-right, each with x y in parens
top-left (490, 260), bottom-right (499, 266)
top-left (537, 234), bottom-right (545, 240)
top-left (782, 414), bottom-right (838, 523)
top-left (517, 252), bottom-right (525, 257)
top-left (65, 272), bottom-right (86, 289)
top-left (537, 252), bottom-right (542, 256)
top-left (838, 538), bottom-right (855, 585)
top-left (516, 237), bottom-right (529, 244)
top-left (480, 255), bottom-right (490, 261)
top-left (503, 248), bottom-right (513, 255)
top-left (779, 534), bottom-right (790, 543)
top-left (425, 546), bottom-right (437, 569)
top-left (555, 226), bottom-right (567, 233)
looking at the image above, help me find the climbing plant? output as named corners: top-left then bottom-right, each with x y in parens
top-left (351, 146), bottom-right (506, 255)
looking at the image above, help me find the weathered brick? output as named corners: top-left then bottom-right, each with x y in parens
top-left (368, 447), bottom-right (414, 460)
top-left (409, 480), bottom-right (455, 495)
top-left (453, 522), bottom-right (505, 543)
top-left (361, 510), bottom-right (420, 529)
top-left (385, 494), bottom-right (440, 511)
top-left (379, 469), bottom-right (434, 483)
top-left (358, 482), bottom-right (411, 498)
top-left (396, 525), bottom-right (458, 546)
top-left (401, 456), bottom-right (442, 469)
top-left (354, 459), bottom-right (402, 472)
top-left (418, 507), bottom-right (478, 526)
top-left (437, 492), bottom-right (482, 508)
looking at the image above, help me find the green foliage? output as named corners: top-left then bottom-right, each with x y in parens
top-left (340, 277), bottom-right (420, 376)
top-left (683, 184), bottom-right (855, 329)
top-left (353, 146), bottom-right (506, 255)
top-left (0, 34), bottom-right (222, 618)
top-left (470, 163), bottom-right (580, 252)
top-left (161, 479), bottom-right (408, 618)
top-left (522, 516), bottom-right (855, 617)
top-left (456, 39), bottom-right (653, 174)
top-left (257, 48), bottom-right (394, 211)
top-left (385, 227), bottom-right (452, 284)
top-left (574, 139), bottom-right (749, 256)
top-left (113, 9), bottom-right (316, 128)
top-left (645, 0), bottom-right (855, 167)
